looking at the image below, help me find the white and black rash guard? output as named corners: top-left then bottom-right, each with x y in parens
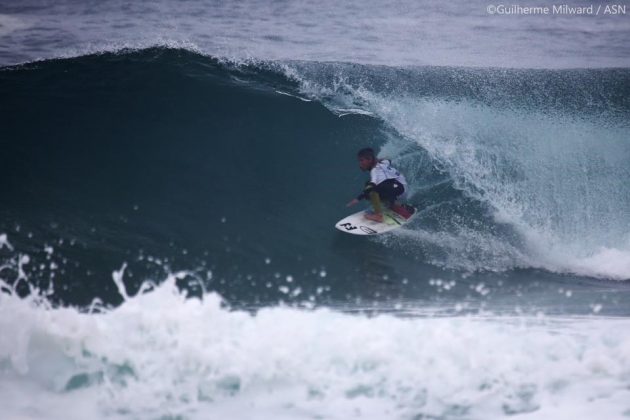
top-left (357, 159), bottom-right (408, 200)
top-left (370, 159), bottom-right (407, 187)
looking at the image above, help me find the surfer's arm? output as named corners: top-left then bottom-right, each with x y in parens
top-left (347, 182), bottom-right (376, 206)
top-left (357, 182), bottom-right (377, 200)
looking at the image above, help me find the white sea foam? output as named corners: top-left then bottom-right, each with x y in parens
top-left (1, 269), bottom-right (629, 419)
top-left (567, 247), bottom-right (630, 281)
top-left (0, 233), bottom-right (14, 251)
top-left (376, 98), bottom-right (630, 280)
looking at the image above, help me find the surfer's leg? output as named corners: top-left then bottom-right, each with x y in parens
top-left (368, 191), bottom-right (383, 214)
top-left (362, 182), bottom-right (382, 213)
top-left (364, 192), bottom-right (384, 222)
top-left (361, 182), bottom-right (384, 222)
top-left (376, 180), bottom-right (413, 218)
top-left (375, 179), bottom-right (402, 206)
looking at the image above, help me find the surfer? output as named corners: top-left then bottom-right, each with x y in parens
top-left (346, 148), bottom-right (414, 222)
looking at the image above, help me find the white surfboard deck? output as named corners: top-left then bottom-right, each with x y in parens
top-left (335, 207), bottom-right (417, 235)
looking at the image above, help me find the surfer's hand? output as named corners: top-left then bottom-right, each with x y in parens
top-left (347, 199), bottom-right (359, 207)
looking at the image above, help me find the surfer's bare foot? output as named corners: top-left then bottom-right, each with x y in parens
top-left (364, 212), bottom-right (384, 223)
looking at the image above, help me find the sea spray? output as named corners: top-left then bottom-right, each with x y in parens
top-left (1, 266), bottom-right (630, 419)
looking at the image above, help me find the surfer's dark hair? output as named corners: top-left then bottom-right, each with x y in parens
top-left (357, 148), bottom-right (375, 159)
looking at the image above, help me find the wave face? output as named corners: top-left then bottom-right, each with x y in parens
top-left (2, 48), bottom-right (629, 290)
top-left (2, 48), bottom-right (630, 420)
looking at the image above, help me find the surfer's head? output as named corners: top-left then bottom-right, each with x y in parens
top-left (357, 148), bottom-right (376, 171)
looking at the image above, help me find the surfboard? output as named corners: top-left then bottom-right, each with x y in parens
top-left (335, 206), bottom-right (417, 235)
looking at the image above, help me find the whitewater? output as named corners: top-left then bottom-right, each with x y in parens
top-left (2, 268), bottom-right (630, 420)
